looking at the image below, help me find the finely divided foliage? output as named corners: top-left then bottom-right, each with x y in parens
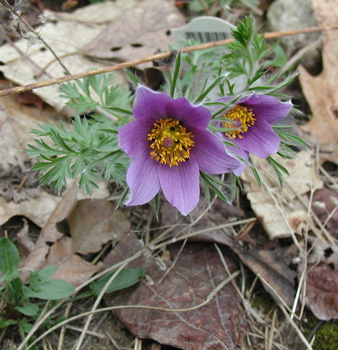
top-left (27, 14), bottom-right (306, 214)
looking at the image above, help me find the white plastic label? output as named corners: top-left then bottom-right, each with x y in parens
top-left (171, 16), bottom-right (235, 47)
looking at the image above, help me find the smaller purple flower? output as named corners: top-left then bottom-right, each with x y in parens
top-left (215, 94), bottom-right (293, 176)
top-left (119, 86), bottom-right (241, 215)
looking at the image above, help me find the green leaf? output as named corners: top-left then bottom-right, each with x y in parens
top-left (274, 129), bottom-right (309, 149)
top-left (0, 238), bottom-right (20, 276)
top-left (194, 76), bottom-right (224, 104)
top-left (0, 316), bottom-right (15, 329)
top-left (15, 300), bottom-right (39, 317)
top-left (248, 157), bottom-right (262, 188)
top-left (201, 174), bottom-right (211, 205)
top-left (154, 193), bottom-right (160, 221)
top-left (267, 156), bottom-right (290, 175)
top-left (90, 268), bottom-right (146, 297)
top-left (200, 172), bottom-right (230, 203)
top-left (28, 266), bottom-right (57, 289)
top-left (24, 278), bottom-right (74, 300)
top-left (170, 51), bottom-right (182, 98)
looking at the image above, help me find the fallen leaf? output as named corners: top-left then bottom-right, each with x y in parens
top-left (0, 192), bottom-right (62, 227)
top-left (159, 198), bottom-right (243, 247)
top-left (19, 185), bottom-right (78, 282)
top-left (45, 236), bottom-right (101, 287)
top-left (17, 219), bottom-right (35, 262)
top-left (232, 245), bottom-right (297, 307)
top-left (298, 0), bottom-right (338, 149)
top-left (240, 150), bottom-right (323, 239)
top-left (0, 2), bottom-right (129, 113)
top-left (305, 263), bottom-right (338, 320)
top-left (312, 187), bottom-right (338, 237)
top-left (44, 0), bottom-right (137, 24)
top-left (84, 0), bottom-right (185, 67)
top-left (37, 185), bottom-right (78, 245)
top-left (68, 199), bottom-right (131, 254)
top-left (103, 234), bottom-right (247, 350)
top-left (0, 89), bottom-right (59, 171)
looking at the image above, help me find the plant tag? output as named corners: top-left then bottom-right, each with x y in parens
top-left (172, 16), bottom-right (235, 46)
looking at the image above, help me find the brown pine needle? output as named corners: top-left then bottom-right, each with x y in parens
top-left (0, 25), bottom-right (337, 98)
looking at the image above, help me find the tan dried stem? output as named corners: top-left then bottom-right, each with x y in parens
top-left (0, 25), bottom-right (337, 98)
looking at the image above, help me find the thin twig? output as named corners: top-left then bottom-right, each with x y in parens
top-left (0, 25), bottom-right (337, 97)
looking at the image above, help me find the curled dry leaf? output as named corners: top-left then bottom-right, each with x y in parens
top-left (102, 234), bottom-right (247, 350)
top-left (19, 185), bottom-right (78, 283)
top-left (45, 237), bottom-right (101, 287)
top-left (68, 199), bottom-right (131, 254)
top-left (306, 263), bottom-right (338, 320)
top-left (298, 0), bottom-right (338, 149)
top-left (232, 245), bottom-right (297, 307)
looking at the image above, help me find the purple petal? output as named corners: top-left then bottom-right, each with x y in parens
top-left (225, 146), bottom-right (249, 176)
top-left (165, 98), bottom-right (211, 130)
top-left (192, 130), bottom-right (241, 174)
top-left (242, 94), bottom-right (293, 124)
top-left (119, 119), bottom-right (153, 158)
top-left (234, 118), bottom-right (280, 158)
top-left (158, 155), bottom-right (200, 215)
top-left (126, 151), bottom-right (160, 206)
top-left (133, 86), bottom-right (172, 120)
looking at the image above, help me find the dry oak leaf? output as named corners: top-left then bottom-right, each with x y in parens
top-left (45, 236), bottom-right (101, 287)
top-left (232, 245), bottom-right (297, 307)
top-left (103, 235), bottom-right (247, 350)
top-left (240, 151), bottom-right (323, 240)
top-left (68, 199), bottom-right (131, 255)
top-left (306, 263), bottom-right (338, 320)
top-left (84, 0), bottom-right (185, 66)
top-left (298, 0), bottom-right (338, 148)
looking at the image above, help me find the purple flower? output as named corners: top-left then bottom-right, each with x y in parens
top-left (119, 86), bottom-right (241, 215)
top-left (215, 94), bottom-right (293, 176)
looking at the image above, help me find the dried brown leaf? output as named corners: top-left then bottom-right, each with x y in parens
top-left (103, 234), bottom-right (247, 350)
top-left (299, 0), bottom-right (338, 148)
top-left (84, 0), bottom-right (185, 66)
top-left (45, 237), bottom-right (101, 287)
top-left (19, 186), bottom-right (78, 282)
top-left (306, 263), bottom-right (338, 320)
top-left (17, 219), bottom-right (35, 262)
top-left (312, 187), bottom-right (338, 237)
top-left (240, 151), bottom-right (323, 239)
top-left (68, 199), bottom-right (131, 254)
top-left (37, 185), bottom-right (78, 245)
top-left (159, 199), bottom-right (242, 247)
top-left (232, 246), bottom-right (297, 307)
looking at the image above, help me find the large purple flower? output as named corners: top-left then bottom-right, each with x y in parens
top-left (119, 86), bottom-right (240, 215)
top-left (215, 94), bottom-right (293, 176)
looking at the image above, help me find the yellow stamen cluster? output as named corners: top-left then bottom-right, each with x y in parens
top-left (147, 118), bottom-right (194, 167)
top-left (223, 105), bottom-right (256, 139)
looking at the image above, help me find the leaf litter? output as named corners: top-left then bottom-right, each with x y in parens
top-left (102, 233), bottom-right (247, 350)
top-left (298, 0), bottom-right (338, 149)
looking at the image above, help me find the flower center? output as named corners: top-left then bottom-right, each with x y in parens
top-left (147, 118), bottom-right (194, 167)
top-left (222, 105), bottom-right (255, 139)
